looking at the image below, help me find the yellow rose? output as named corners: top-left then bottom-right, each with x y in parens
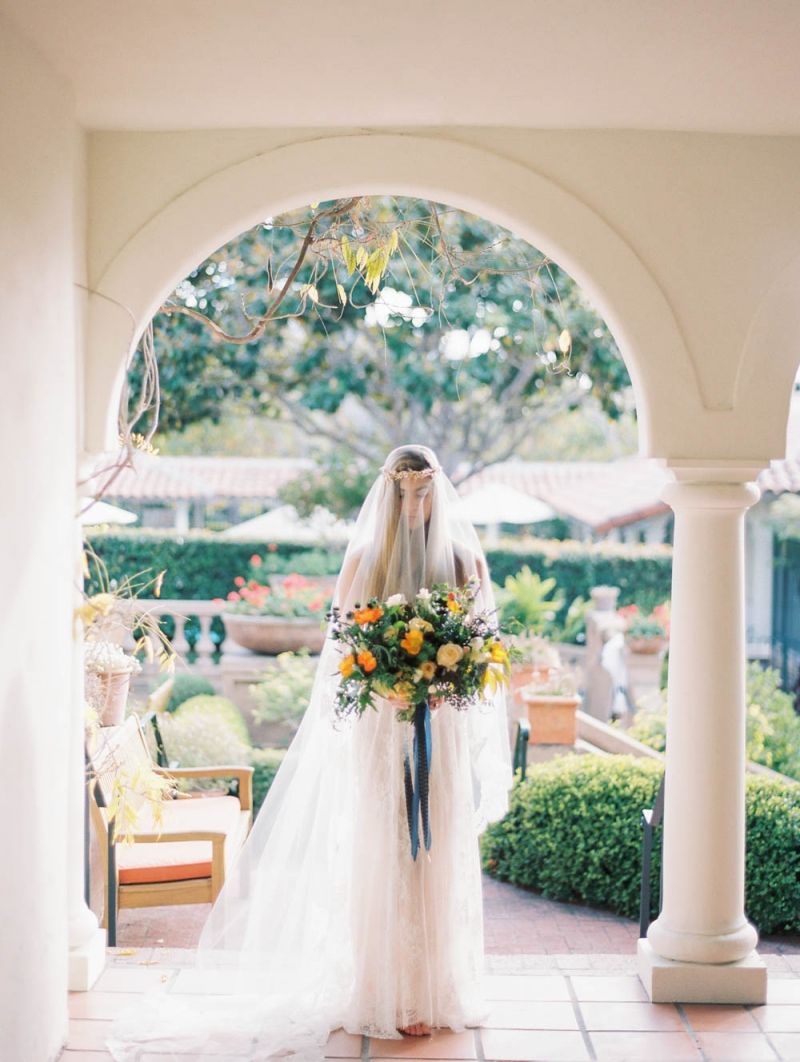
top-left (437, 642), bottom-right (465, 671)
top-left (419, 660), bottom-right (437, 681)
top-left (409, 616), bottom-right (434, 633)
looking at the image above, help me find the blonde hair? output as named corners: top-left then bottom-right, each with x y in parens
top-left (367, 448), bottom-right (433, 599)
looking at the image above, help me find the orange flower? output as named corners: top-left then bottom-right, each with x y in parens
top-left (401, 628), bottom-right (424, 655)
top-left (354, 606), bottom-right (384, 626)
top-left (339, 654), bottom-right (355, 678)
top-left (357, 650), bottom-right (377, 673)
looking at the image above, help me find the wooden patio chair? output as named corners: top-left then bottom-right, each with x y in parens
top-left (87, 714), bottom-right (253, 946)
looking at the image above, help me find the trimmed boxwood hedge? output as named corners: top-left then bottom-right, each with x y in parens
top-left (481, 754), bottom-right (800, 935)
top-left (87, 530), bottom-right (673, 614)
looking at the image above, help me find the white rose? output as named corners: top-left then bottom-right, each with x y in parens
top-left (437, 642), bottom-right (465, 672)
top-left (416, 588), bottom-right (432, 602)
top-left (385, 593), bottom-right (407, 607)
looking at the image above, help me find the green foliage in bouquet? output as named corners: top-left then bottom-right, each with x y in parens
top-left (329, 579), bottom-right (513, 722)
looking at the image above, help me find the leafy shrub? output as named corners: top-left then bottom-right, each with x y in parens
top-left (482, 756), bottom-right (663, 918)
top-left (164, 673), bottom-right (216, 713)
top-left (86, 531), bottom-right (345, 600)
top-left (154, 694), bottom-right (252, 788)
top-left (250, 651), bottom-right (317, 725)
top-left (86, 531), bottom-right (672, 617)
top-left (628, 663), bottom-right (800, 780)
top-left (487, 538), bottom-right (673, 620)
top-left (481, 754), bottom-right (800, 934)
top-left (495, 567), bottom-right (563, 635)
top-left (251, 747), bottom-right (287, 813)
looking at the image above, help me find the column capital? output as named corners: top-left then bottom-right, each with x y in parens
top-left (664, 458), bottom-right (767, 484)
top-left (661, 479), bottom-right (761, 512)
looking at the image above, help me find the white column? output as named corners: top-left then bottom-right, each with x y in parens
top-left (639, 468), bottom-right (767, 1004)
top-left (71, 458), bottom-right (108, 990)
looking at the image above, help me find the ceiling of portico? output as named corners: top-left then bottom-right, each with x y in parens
top-left (4, 0), bottom-right (800, 134)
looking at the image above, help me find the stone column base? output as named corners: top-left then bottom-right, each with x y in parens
top-left (638, 939), bottom-right (767, 1004)
top-left (68, 927), bottom-right (107, 991)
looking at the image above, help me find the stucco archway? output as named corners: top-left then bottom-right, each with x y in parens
top-left (84, 133), bottom-right (702, 456)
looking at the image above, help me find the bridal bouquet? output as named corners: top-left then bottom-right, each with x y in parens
top-left (329, 578), bottom-right (512, 723)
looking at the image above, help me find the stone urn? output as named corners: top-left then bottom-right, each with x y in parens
top-left (92, 670), bottom-right (132, 726)
top-left (223, 613), bottom-right (327, 655)
top-left (625, 635), bottom-right (667, 655)
top-left (521, 687), bottom-right (582, 745)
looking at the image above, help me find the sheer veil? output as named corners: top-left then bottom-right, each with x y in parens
top-left (108, 445), bottom-right (512, 1062)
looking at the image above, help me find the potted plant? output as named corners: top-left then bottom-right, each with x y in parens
top-left (221, 557), bottom-right (331, 654)
top-left (84, 639), bottom-right (143, 726)
top-left (520, 668), bottom-right (582, 746)
top-left (618, 602), bottom-right (670, 654)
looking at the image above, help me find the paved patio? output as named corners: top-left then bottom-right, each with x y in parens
top-left (61, 947), bottom-right (800, 1061)
top-left (62, 874), bottom-right (800, 1060)
top-left (107, 873), bottom-right (800, 959)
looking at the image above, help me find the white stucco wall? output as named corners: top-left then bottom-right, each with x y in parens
top-left (85, 128), bottom-right (800, 464)
top-left (0, 15), bottom-right (80, 1061)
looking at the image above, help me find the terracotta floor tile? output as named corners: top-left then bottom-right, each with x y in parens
top-left (370, 1029), bottom-right (477, 1059)
top-left (480, 1028), bottom-right (589, 1061)
top-left (484, 1000), bottom-right (578, 1030)
top-left (68, 991), bottom-right (140, 1020)
top-left (569, 975), bottom-right (649, 1002)
top-left (326, 1029), bottom-right (364, 1057)
top-left (66, 1020), bottom-right (115, 1051)
top-left (681, 1003), bottom-right (761, 1032)
top-left (768, 1033), bottom-right (800, 1060)
top-left (695, 1031), bottom-right (778, 1060)
top-left (579, 1001), bottom-right (684, 1032)
top-left (769, 981), bottom-right (800, 1005)
top-left (752, 1004), bottom-right (800, 1032)
top-left (483, 975), bottom-right (571, 1002)
top-left (589, 1030), bottom-right (701, 1061)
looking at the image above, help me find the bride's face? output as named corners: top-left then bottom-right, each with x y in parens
top-left (399, 480), bottom-right (433, 529)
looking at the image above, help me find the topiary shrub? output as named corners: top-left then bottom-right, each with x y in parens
top-left (250, 747), bottom-right (287, 813)
top-left (481, 754), bottom-right (800, 934)
top-left (154, 694), bottom-right (252, 789)
top-left (482, 755), bottom-right (663, 918)
top-left (164, 673), bottom-right (216, 713)
top-left (745, 776), bottom-right (800, 933)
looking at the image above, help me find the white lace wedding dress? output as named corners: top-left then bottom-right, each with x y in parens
top-left (108, 446), bottom-right (510, 1061)
top-left (342, 698), bottom-right (487, 1036)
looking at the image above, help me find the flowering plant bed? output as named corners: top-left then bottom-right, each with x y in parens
top-left (221, 559), bottom-right (332, 619)
top-left (617, 601), bottom-right (670, 650)
top-left (328, 578), bottom-right (513, 723)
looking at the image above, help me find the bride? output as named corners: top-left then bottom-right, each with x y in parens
top-left (108, 444), bottom-right (512, 1060)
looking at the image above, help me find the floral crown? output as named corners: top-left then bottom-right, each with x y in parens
top-left (382, 464), bottom-right (438, 482)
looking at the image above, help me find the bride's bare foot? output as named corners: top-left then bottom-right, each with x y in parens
top-left (400, 1022), bottom-right (432, 1036)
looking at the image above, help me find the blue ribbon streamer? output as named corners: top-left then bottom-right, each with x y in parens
top-left (403, 700), bottom-right (432, 860)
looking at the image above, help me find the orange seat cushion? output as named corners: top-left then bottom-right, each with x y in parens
top-left (117, 795), bottom-right (242, 886)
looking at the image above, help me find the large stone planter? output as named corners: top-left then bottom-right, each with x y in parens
top-left (223, 613), bottom-right (326, 655)
top-left (522, 688), bottom-right (582, 745)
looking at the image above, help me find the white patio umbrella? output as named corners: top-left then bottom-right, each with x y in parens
top-left (221, 504), bottom-right (354, 544)
top-left (79, 499), bottom-right (139, 526)
top-left (456, 483), bottom-right (556, 546)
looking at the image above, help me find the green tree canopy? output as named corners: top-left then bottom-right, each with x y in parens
top-left (132, 197), bottom-right (632, 480)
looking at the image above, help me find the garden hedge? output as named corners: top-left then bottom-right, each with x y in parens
top-left (481, 754), bottom-right (800, 935)
top-left (87, 530), bottom-right (673, 613)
